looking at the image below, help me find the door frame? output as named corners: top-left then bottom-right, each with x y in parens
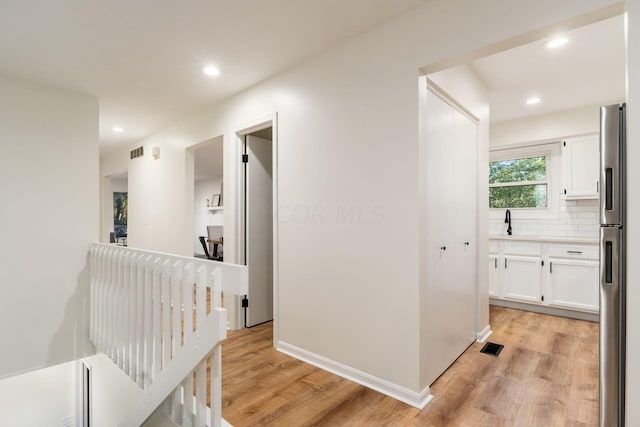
top-left (234, 113), bottom-right (279, 339)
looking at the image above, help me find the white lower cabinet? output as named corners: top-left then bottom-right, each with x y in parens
top-left (489, 239), bottom-right (599, 314)
top-left (547, 258), bottom-right (599, 312)
top-left (504, 255), bottom-right (543, 303)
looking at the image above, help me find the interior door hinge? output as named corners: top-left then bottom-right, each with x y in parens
top-left (242, 154), bottom-right (249, 163)
top-left (242, 296), bottom-right (249, 308)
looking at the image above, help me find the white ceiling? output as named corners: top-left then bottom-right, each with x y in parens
top-left (0, 0), bottom-right (427, 150)
top-left (470, 15), bottom-right (625, 123)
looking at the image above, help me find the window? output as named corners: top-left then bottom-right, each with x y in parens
top-left (113, 192), bottom-right (128, 237)
top-left (489, 143), bottom-right (560, 219)
top-left (489, 156), bottom-right (548, 208)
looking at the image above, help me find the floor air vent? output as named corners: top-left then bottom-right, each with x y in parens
top-left (480, 342), bottom-right (504, 356)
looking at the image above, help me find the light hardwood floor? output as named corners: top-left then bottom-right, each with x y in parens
top-left (221, 306), bottom-right (599, 426)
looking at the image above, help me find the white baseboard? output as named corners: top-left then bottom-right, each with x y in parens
top-left (276, 340), bottom-right (433, 409)
top-left (490, 298), bottom-right (599, 322)
top-left (476, 324), bottom-right (492, 343)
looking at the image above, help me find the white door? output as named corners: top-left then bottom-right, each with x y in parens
top-left (451, 108), bottom-right (477, 350)
top-left (424, 88), bottom-right (477, 385)
top-left (244, 134), bottom-right (273, 327)
top-left (547, 258), bottom-right (599, 312)
top-left (503, 255), bottom-right (542, 303)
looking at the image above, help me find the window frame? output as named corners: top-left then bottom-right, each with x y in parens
top-left (489, 143), bottom-right (560, 219)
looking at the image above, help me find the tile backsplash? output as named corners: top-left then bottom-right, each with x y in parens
top-left (489, 199), bottom-right (599, 239)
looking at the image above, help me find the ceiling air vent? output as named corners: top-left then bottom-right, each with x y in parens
top-left (130, 146), bottom-right (144, 159)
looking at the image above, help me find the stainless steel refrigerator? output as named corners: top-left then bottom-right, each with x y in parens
top-left (600, 103), bottom-right (626, 427)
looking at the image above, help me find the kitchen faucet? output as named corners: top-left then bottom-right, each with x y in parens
top-left (505, 209), bottom-right (512, 235)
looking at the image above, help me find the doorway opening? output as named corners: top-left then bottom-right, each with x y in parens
top-left (236, 119), bottom-right (276, 330)
top-left (420, 10), bottom-right (625, 426)
top-left (102, 170), bottom-right (128, 245)
top-left (192, 136), bottom-right (224, 261)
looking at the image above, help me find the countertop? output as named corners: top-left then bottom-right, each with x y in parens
top-left (489, 235), bottom-right (599, 244)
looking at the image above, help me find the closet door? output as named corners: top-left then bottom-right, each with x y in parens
top-left (424, 88), bottom-right (477, 385)
top-left (451, 108), bottom-right (478, 349)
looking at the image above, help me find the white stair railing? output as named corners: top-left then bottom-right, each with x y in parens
top-left (89, 243), bottom-right (248, 427)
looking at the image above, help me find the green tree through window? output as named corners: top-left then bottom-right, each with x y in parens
top-left (489, 156), bottom-right (547, 208)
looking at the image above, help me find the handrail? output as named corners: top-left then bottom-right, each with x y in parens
top-left (89, 243), bottom-right (248, 427)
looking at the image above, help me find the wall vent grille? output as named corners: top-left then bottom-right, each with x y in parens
top-left (130, 146), bottom-right (144, 159)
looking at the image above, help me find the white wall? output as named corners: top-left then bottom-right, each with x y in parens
top-left (101, 0), bottom-right (622, 399)
top-left (491, 104), bottom-right (600, 147)
top-left (194, 178), bottom-right (223, 255)
top-left (0, 74), bottom-right (98, 380)
top-left (421, 65), bottom-right (490, 388)
top-left (0, 360), bottom-right (77, 426)
top-left (625, 3), bottom-right (640, 424)
top-left (489, 106), bottom-right (603, 239)
top-left (111, 177), bottom-right (128, 193)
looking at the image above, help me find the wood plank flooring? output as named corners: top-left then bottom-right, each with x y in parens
top-left (221, 306), bottom-right (599, 426)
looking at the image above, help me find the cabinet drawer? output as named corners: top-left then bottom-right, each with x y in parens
top-left (548, 245), bottom-right (598, 260)
top-left (504, 242), bottom-right (542, 256)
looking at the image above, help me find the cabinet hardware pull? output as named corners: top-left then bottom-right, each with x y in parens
top-left (440, 246), bottom-right (446, 251)
top-left (567, 250), bottom-right (582, 254)
top-left (550, 262), bottom-right (553, 273)
top-left (505, 259), bottom-right (507, 269)
top-left (464, 241), bottom-right (470, 246)
top-left (494, 258), bottom-right (497, 269)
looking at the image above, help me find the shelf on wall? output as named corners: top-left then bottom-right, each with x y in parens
top-left (206, 206), bottom-right (224, 211)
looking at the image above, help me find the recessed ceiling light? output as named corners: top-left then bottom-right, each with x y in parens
top-left (546, 36), bottom-right (569, 49)
top-left (202, 64), bottom-right (221, 77)
top-left (112, 126), bottom-right (124, 133)
top-left (526, 97), bottom-right (541, 105)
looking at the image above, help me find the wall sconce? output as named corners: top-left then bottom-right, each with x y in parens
top-left (152, 146), bottom-right (160, 160)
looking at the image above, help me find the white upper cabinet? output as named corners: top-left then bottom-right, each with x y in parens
top-left (562, 133), bottom-right (599, 199)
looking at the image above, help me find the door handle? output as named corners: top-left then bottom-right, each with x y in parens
top-left (605, 167), bottom-right (613, 210)
top-left (605, 241), bottom-right (613, 284)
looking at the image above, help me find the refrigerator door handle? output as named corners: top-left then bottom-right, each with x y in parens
top-left (600, 226), bottom-right (622, 427)
top-left (600, 104), bottom-right (622, 225)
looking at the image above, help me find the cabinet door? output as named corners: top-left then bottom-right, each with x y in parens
top-left (563, 134), bottom-right (599, 199)
top-left (504, 255), bottom-right (542, 303)
top-left (547, 258), bottom-right (599, 312)
top-left (488, 254), bottom-right (499, 297)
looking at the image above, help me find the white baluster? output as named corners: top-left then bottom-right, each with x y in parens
top-left (161, 259), bottom-right (172, 370)
top-left (209, 269), bottom-right (222, 427)
top-left (107, 247), bottom-right (117, 361)
top-left (152, 257), bottom-right (162, 381)
top-left (194, 265), bottom-right (208, 426)
top-left (143, 254), bottom-right (153, 388)
top-left (171, 260), bottom-right (183, 422)
top-left (182, 263), bottom-right (195, 426)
